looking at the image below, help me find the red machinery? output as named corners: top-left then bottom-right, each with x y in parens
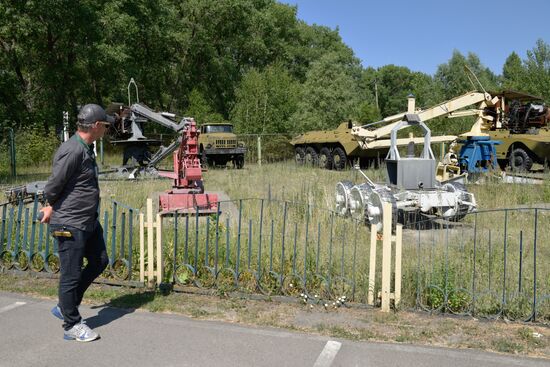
top-left (158, 118), bottom-right (218, 215)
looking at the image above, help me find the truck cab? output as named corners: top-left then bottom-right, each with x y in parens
top-left (199, 123), bottom-right (246, 168)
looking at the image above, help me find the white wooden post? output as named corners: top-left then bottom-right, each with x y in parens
top-left (367, 224), bottom-right (378, 305)
top-left (147, 198), bottom-right (155, 287)
top-left (156, 213), bottom-right (163, 285)
top-left (139, 213), bottom-right (145, 283)
top-left (394, 224), bottom-right (403, 306)
top-left (381, 202), bottom-right (392, 312)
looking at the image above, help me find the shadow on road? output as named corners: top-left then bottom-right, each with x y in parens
top-left (85, 291), bottom-right (157, 328)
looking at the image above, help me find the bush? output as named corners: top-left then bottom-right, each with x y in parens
top-left (0, 128), bottom-right (61, 176)
top-left (16, 128), bottom-right (60, 167)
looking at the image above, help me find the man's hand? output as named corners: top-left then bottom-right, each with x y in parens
top-left (39, 206), bottom-right (53, 223)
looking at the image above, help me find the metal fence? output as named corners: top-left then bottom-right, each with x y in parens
top-left (2, 194), bottom-right (548, 322)
top-left (163, 198), bottom-right (371, 302)
top-left (0, 197), bottom-right (141, 286)
top-left (161, 201), bottom-right (549, 321)
top-left (236, 134), bottom-right (294, 165)
top-left (402, 208), bottom-right (550, 322)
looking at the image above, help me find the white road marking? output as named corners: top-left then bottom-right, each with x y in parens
top-left (313, 340), bottom-right (342, 367)
top-left (0, 301), bottom-right (26, 314)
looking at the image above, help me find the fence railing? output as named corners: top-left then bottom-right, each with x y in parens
top-left (0, 197), bottom-right (141, 285)
top-left (158, 198), bottom-right (373, 302)
top-left (401, 208), bottom-right (550, 322)
top-left (1, 194), bottom-right (548, 322)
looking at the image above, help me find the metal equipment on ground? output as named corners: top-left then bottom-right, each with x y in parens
top-left (336, 114), bottom-right (477, 231)
top-left (105, 79), bottom-right (246, 175)
top-left (292, 85), bottom-right (550, 174)
top-left (3, 181), bottom-right (46, 205)
top-left (156, 117), bottom-right (218, 216)
top-left (456, 136), bottom-right (501, 173)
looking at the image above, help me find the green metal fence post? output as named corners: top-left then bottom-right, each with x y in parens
top-left (7, 128), bottom-right (16, 177)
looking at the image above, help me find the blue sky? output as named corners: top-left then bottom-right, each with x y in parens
top-left (280, 0), bottom-right (549, 75)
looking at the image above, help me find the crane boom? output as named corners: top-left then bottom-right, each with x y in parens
top-left (351, 91), bottom-right (500, 149)
top-left (130, 104), bottom-right (187, 132)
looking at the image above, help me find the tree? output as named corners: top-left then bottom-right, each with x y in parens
top-left (231, 64), bottom-right (300, 134)
top-left (0, 0), bottom-right (103, 130)
top-left (185, 89), bottom-right (224, 124)
top-left (356, 102), bottom-right (380, 124)
top-left (290, 52), bottom-right (363, 131)
top-left (523, 39), bottom-right (550, 101)
top-left (434, 50), bottom-right (497, 100)
top-left (502, 52), bottom-right (524, 91)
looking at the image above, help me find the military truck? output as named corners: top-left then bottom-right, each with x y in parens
top-left (199, 123), bottom-right (246, 168)
top-left (290, 121), bottom-right (387, 170)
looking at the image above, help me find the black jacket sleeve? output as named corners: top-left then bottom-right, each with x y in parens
top-left (44, 147), bottom-right (81, 205)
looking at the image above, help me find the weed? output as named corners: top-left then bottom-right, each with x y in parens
top-left (491, 338), bottom-right (524, 354)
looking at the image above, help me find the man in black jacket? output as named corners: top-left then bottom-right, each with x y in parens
top-left (41, 104), bottom-right (113, 342)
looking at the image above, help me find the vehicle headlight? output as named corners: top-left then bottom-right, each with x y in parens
top-left (206, 144), bottom-right (212, 149)
top-left (238, 142), bottom-right (245, 148)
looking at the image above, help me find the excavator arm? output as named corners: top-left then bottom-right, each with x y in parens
top-left (124, 104), bottom-right (192, 170)
top-left (129, 104), bottom-right (188, 133)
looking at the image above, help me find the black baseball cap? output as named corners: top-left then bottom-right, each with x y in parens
top-left (77, 104), bottom-right (115, 126)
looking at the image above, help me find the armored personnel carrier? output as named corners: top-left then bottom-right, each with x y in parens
top-left (488, 91), bottom-right (550, 171)
top-left (290, 121), bottom-right (388, 170)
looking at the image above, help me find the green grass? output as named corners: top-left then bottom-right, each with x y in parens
top-left (1, 153), bottom-right (549, 320)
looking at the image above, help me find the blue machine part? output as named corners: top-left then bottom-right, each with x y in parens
top-left (458, 136), bottom-right (501, 173)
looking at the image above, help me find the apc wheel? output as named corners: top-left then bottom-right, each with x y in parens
top-left (332, 147), bottom-right (347, 170)
top-left (509, 148), bottom-right (533, 172)
top-left (200, 153), bottom-right (209, 169)
top-left (318, 147), bottom-right (332, 169)
top-left (304, 147), bottom-right (318, 166)
top-left (295, 147), bottom-right (305, 165)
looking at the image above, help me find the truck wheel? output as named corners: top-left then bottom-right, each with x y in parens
top-left (200, 153), bottom-right (209, 169)
top-left (295, 147), bottom-right (305, 165)
top-left (305, 147), bottom-right (318, 166)
top-left (509, 148), bottom-right (533, 171)
top-left (318, 147), bottom-right (333, 169)
top-left (332, 147), bottom-right (347, 170)
top-left (234, 155), bottom-right (244, 169)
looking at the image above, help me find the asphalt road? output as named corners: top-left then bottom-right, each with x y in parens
top-left (0, 292), bottom-right (547, 367)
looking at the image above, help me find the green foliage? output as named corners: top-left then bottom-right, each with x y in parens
top-left (356, 101), bottom-right (381, 124)
top-left (434, 50), bottom-right (498, 100)
top-left (260, 135), bottom-right (294, 162)
top-left (377, 65), bottom-right (416, 116)
top-left (502, 52), bottom-right (525, 91)
top-left (523, 39), bottom-right (550, 101)
top-left (186, 89), bottom-right (225, 124)
top-left (0, 0), bottom-right (548, 140)
top-left (422, 264), bottom-right (471, 313)
top-left (231, 65), bottom-right (300, 134)
top-left (291, 52), bottom-right (364, 131)
top-left (501, 39), bottom-right (550, 103)
top-left (2, 128), bottom-right (60, 170)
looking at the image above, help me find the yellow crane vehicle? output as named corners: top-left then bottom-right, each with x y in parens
top-left (488, 91), bottom-right (550, 171)
top-left (292, 89), bottom-right (549, 172)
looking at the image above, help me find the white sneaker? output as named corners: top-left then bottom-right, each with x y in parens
top-left (63, 322), bottom-right (99, 342)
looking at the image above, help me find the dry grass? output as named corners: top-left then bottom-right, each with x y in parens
top-left (2, 155), bottom-right (549, 318)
